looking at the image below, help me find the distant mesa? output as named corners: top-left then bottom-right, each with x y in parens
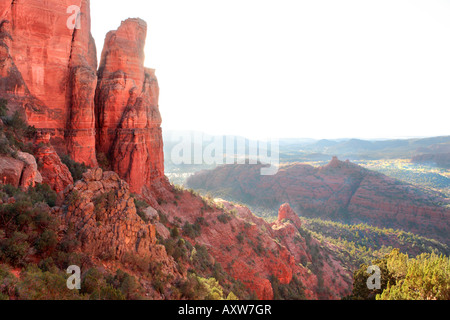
top-left (187, 157), bottom-right (450, 245)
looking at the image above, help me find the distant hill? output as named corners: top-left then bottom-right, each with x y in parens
top-left (412, 153), bottom-right (450, 169)
top-left (299, 136), bottom-right (450, 161)
top-left (164, 132), bottom-right (450, 171)
top-left (187, 157), bottom-right (450, 245)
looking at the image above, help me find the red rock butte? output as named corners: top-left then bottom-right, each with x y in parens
top-left (0, 0), bottom-right (165, 196)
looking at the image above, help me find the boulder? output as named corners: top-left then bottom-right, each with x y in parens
top-left (34, 144), bottom-right (73, 193)
top-left (0, 156), bottom-right (25, 187)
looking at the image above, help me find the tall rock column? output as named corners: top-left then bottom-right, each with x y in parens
top-left (95, 19), bottom-right (165, 196)
top-left (0, 0), bottom-right (98, 167)
top-left (66, 0), bottom-right (98, 167)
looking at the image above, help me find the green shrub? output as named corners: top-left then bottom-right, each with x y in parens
top-left (93, 190), bottom-right (117, 221)
top-left (158, 211), bottom-right (168, 224)
top-left (0, 232), bottom-right (30, 267)
top-left (4, 111), bottom-right (27, 132)
top-left (96, 152), bottom-right (111, 171)
top-left (59, 154), bottom-right (89, 182)
top-left (0, 100), bottom-right (37, 154)
top-left (80, 268), bottom-right (125, 300)
top-left (27, 183), bottom-right (57, 207)
top-left (171, 226), bottom-right (180, 238)
top-left (0, 99), bottom-right (7, 117)
top-left (107, 269), bottom-right (144, 300)
top-left (66, 190), bottom-right (80, 207)
top-left (0, 136), bottom-right (12, 156)
top-left (270, 275), bottom-right (306, 300)
top-left (0, 264), bottom-right (17, 299)
top-left (217, 213), bottom-right (232, 224)
top-left (132, 195), bottom-right (149, 223)
top-left (34, 229), bottom-right (58, 255)
top-left (191, 245), bottom-right (213, 273)
top-left (0, 185), bottom-right (60, 268)
top-left (15, 266), bottom-right (82, 300)
top-left (182, 221), bottom-right (201, 239)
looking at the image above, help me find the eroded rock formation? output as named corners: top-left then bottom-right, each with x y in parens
top-left (0, 0), bottom-right (356, 300)
top-left (0, 1), bottom-right (166, 197)
top-left (0, 152), bottom-right (42, 189)
top-left (0, 0), bottom-right (98, 167)
top-left (59, 168), bottom-right (155, 259)
top-left (187, 158), bottom-right (450, 245)
top-left (159, 191), bottom-right (353, 300)
top-left (95, 18), bottom-right (165, 196)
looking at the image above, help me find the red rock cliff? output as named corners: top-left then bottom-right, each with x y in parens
top-left (0, 2), bottom-right (165, 197)
top-left (0, 0), bottom-right (98, 167)
top-left (95, 18), bottom-right (165, 196)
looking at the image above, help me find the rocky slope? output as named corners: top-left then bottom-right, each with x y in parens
top-left (56, 168), bottom-right (179, 279)
top-left (156, 190), bottom-right (353, 300)
top-left (187, 157), bottom-right (450, 245)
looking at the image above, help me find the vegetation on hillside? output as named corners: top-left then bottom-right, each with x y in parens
top-left (356, 159), bottom-right (450, 201)
top-left (0, 182), bottom-right (248, 300)
top-left (0, 99), bottom-right (36, 157)
top-left (347, 249), bottom-right (450, 300)
top-left (303, 218), bottom-right (449, 270)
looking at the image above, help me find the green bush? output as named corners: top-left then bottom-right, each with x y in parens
top-left (96, 152), bottom-right (111, 171)
top-left (0, 264), bottom-right (18, 299)
top-left (270, 275), bottom-right (306, 300)
top-left (0, 99), bottom-right (7, 117)
top-left (132, 195), bottom-right (150, 223)
top-left (15, 266), bottom-right (82, 300)
top-left (93, 190), bottom-right (117, 221)
top-left (217, 213), bottom-right (232, 224)
top-left (107, 269), bottom-right (144, 300)
top-left (59, 154), bottom-right (89, 182)
top-left (182, 221), bottom-right (201, 239)
top-left (347, 249), bottom-right (450, 300)
top-left (0, 100), bottom-right (37, 155)
top-left (0, 232), bottom-right (30, 267)
top-left (80, 268), bottom-right (125, 300)
top-left (27, 184), bottom-right (57, 207)
top-left (0, 185), bottom-right (60, 268)
top-left (34, 229), bottom-right (58, 255)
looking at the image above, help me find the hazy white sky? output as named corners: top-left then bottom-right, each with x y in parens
top-left (91, 0), bottom-right (450, 140)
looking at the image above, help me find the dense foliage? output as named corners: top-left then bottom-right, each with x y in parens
top-left (347, 249), bottom-right (450, 300)
top-left (0, 183), bottom-right (155, 300)
top-left (0, 99), bottom-right (36, 157)
top-left (59, 154), bottom-right (89, 182)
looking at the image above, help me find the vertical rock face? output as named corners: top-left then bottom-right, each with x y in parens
top-left (65, 0), bottom-right (98, 167)
top-left (95, 18), bottom-right (165, 195)
top-left (0, 0), bottom-right (98, 167)
top-left (0, 1), bottom-right (165, 196)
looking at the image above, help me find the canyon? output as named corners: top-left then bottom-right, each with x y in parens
top-left (187, 157), bottom-right (450, 245)
top-left (0, 0), bottom-right (355, 300)
top-left (0, 0), bottom-right (447, 301)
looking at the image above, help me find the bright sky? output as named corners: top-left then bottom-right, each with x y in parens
top-left (91, 0), bottom-right (450, 140)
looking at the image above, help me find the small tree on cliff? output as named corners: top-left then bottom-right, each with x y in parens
top-left (0, 20), bottom-right (13, 49)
